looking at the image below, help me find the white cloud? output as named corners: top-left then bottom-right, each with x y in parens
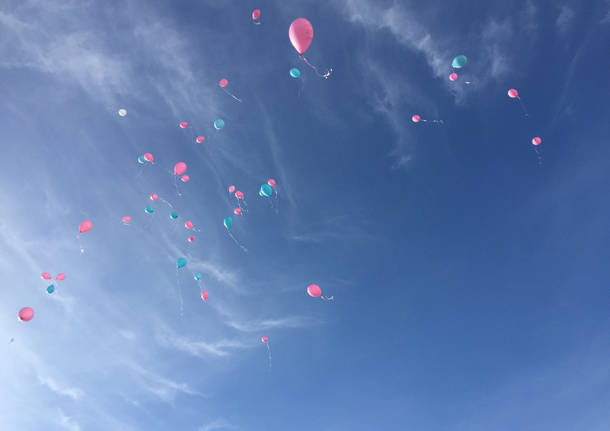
top-left (58, 411), bottom-right (81, 431)
top-left (156, 331), bottom-right (248, 357)
top-left (224, 315), bottom-right (317, 333)
top-left (38, 375), bottom-right (84, 400)
top-left (556, 4), bottom-right (575, 35)
top-left (199, 418), bottom-right (237, 431)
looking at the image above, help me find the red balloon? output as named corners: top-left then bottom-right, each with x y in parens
top-left (235, 191), bottom-right (244, 199)
top-left (55, 273), bottom-right (66, 281)
top-left (188, 235), bottom-right (194, 243)
top-left (122, 216), bottom-right (132, 223)
top-left (261, 336), bottom-right (269, 343)
top-left (532, 137), bottom-right (542, 146)
top-left (41, 272), bottom-right (52, 280)
top-left (179, 121), bottom-right (189, 129)
top-left (307, 284), bottom-right (322, 298)
top-left (196, 136), bottom-right (205, 144)
top-left (18, 307), bottom-right (34, 322)
top-left (219, 78), bottom-right (228, 88)
top-left (252, 9), bottom-right (261, 20)
top-left (143, 153), bottom-right (154, 163)
top-left (411, 115), bottom-right (421, 123)
top-left (289, 18), bottom-right (314, 55)
top-left (185, 220), bottom-right (194, 230)
top-left (267, 178), bottom-right (276, 187)
top-left (508, 88), bottom-right (519, 98)
top-left (150, 193), bottom-right (158, 201)
top-left (233, 208), bottom-right (242, 215)
top-left (201, 291), bottom-right (209, 301)
top-left (449, 73), bottom-right (458, 81)
top-left (228, 185), bottom-right (236, 193)
top-left (79, 220), bottom-right (92, 234)
top-left (174, 162), bottom-right (187, 176)
top-left (181, 175), bottom-right (190, 183)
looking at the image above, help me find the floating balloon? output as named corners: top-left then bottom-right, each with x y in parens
top-left (185, 220), bottom-right (194, 230)
top-left (235, 191), bottom-right (244, 199)
top-left (307, 284), bottom-right (322, 297)
top-left (260, 184), bottom-right (273, 197)
top-left (228, 185), bottom-right (236, 193)
top-left (411, 115), bottom-right (421, 123)
top-left (289, 18), bottom-right (332, 79)
top-left (411, 114), bottom-right (443, 124)
top-left (452, 55), bottom-right (467, 69)
top-left (261, 336), bottom-right (269, 343)
top-left (252, 9), bottom-right (261, 21)
top-left (79, 220), bottom-right (92, 234)
top-left (214, 119), bottom-right (225, 130)
top-left (18, 307), bottom-right (34, 322)
top-left (122, 216), bottom-right (132, 223)
top-left (55, 273), bottom-right (66, 281)
top-left (194, 272), bottom-right (202, 281)
top-left (267, 179), bottom-right (277, 187)
top-left (118, 108), bottom-right (127, 117)
top-left (224, 217), bottom-right (233, 229)
top-left (201, 291), bottom-right (209, 301)
top-left (219, 78), bottom-right (228, 88)
top-left (196, 136), bottom-right (205, 144)
top-left (290, 68), bottom-right (301, 78)
top-left (233, 208), bottom-right (242, 215)
top-left (449, 73), bottom-right (458, 81)
top-left (150, 193), bottom-right (158, 201)
top-left (179, 121), bottom-right (189, 129)
top-left (137, 155), bottom-right (146, 164)
top-left (174, 162), bottom-right (187, 176)
top-left (181, 175), bottom-right (190, 183)
top-left (46, 285), bottom-right (55, 294)
top-left (218, 80), bottom-right (242, 102)
top-left (176, 257), bottom-right (187, 268)
top-left (508, 88), bottom-right (519, 98)
top-left (145, 206), bottom-right (154, 214)
top-left (170, 211), bottom-right (179, 219)
top-left (143, 153), bottom-right (154, 163)
top-left (532, 137), bottom-right (542, 146)
top-left (41, 272), bottom-right (52, 280)
top-left (188, 236), bottom-right (194, 243)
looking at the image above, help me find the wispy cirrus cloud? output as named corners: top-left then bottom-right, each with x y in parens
top-left (38, 375), bottom-right (84, 400)
top-left (156, 331), bottom-right (248, 357)
top-left (199, 418), bottom-right (237, 431)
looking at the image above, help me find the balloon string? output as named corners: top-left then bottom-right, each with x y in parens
top-left (160, 197), bottom-right (174, 209)
top-left (422, 119), bottom-right (444, 125)
top-left (176, 268), bottom-right (184, 317)
top-left (266, 343), bottom-right (272, 369)
top-left (322, 296), bottom-right (334, 301)
top-left (533, 147), bottom-right (542, 166)
top-left (518, 98), bottom-right (530, 118)
top-left (173, 175), bottom-right (182, 197)
top-left (227, 231), bottom-right (248, 252)
top-left (300, 55), bottom-right (332, 79)
top-left (77, 234), bottom-right (84, 254)
top-left (222, 88), bottom-right (242, 103)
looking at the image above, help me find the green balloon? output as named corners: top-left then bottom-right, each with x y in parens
top-left (46, 284), bottom-right (55, 294)
top-left (452, 55), bottom-right (467, 69)
top-left (169, 211), bottom-right (178, 219)
top-left (194, 272), bottom-right (202, 281)
top-left (214, 118), bottom-right (225, 130)
top-left (290, 68), bottom-right (301, 78)
top-left (223, 216), bottom-right (233, 229)
top-left (260, 183), bottom-right (273, 197)
top-left (138, 155), bottom-right (146, 164)
top-left (176, 257), bottom-right (187, 268)
top-left (144, 206), bottom-right (154, 214)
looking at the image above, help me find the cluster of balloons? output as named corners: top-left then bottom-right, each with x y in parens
top-left (289, 18), bottom-right (332, 79)
top-left (137, 153), bottom-right (154, 164)
top-left (41, 272), bottom-right (66, 295)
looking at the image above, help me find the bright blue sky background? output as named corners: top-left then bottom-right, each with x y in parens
top-left (1, 1), bottom-right (609, 430)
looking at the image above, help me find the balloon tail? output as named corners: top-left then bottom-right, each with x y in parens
top-left (227, 231), bottom-right (248, 253)
top-left (173, 175), bottom-right (182, 197)
top-left (222, 88), bottom-right (242, 103)
top-left (518, 98), bottom-right (530, 118)
top-left (266, 343), bottom-right (272, 369)
top-left (322, 296), bottom-right (334, 301)
top-left (533, 146), bottom-right (542, 166)
top-left (77, 234), bottom-right (85, 254)
top-left (300, 55), bottom-right (332, 79)
top-left (160, 197), bottom-right (174, 209)
top-left (176, 269), bottom-right (184, 317)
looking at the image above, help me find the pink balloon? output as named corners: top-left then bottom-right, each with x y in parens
top-left (18, 307), bottom-right (34, 322)
top-left (143, 153), bottom-right (154, 163)
top-left (252, 9), bottom-right (261, 20)
top-left (449, 73), bottom-right (458, 81)
top-left (174, 162), bottom-right (187, 176)
top-left (41, 272), bottom-right (52, 280)
top-left (79, 220), bottom-right (92, 234)
top-left (179, 121), bottom-right (189, 129)
top-left (181, 175), bottom-right (190, 183)
top-left (411, 115), bottom-right (421, 123)
top-left (219, 78), bottom-right (228, 88)
top-left (235, 191), bottom-right (244, 199)
top-left (289, 18), bottom-right (313, 55)
top-left (233, 208), bottom-right (242, 215)
top-left (150, 193), bottom-right (158, 201)
top-left (228, 185), bottom-right (236, 193)
top-left (122, 216), bottom-right (132, 223)
top-left (185, 220), bottom-right (194, 230)
top-left (307, 284), bottom-right (322, 298)
top-left (196, 136), bottom-right (205, 144)
top-left (267, 178), bottom-right (276, 187)
top-left (188, 235), bottom-right (194, 243)
top-left (508, 88), bottom-right (519, 98)
top-left (201, 291), bottom-right (209, 301)
top-left (532, 137), bottom-right (542, 146)
top-left (261, 336), bottom-right (269, 343)
top-left (55, 273), bottom-right (66, 281)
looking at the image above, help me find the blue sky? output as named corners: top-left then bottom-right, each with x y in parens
top-left (1, 0), bottom-right (609, 430)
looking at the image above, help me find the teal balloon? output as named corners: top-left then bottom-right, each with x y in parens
top-left (169, 211), bottom-right (179, 219)
top-left (194, 272), bottom-right (202, 281)
top-left (138, 155), bottom-right (146, 164)
top-left (260, 183), bottom-right (273, 197)
top-left (290, 68), bottom-right (301, 78)
top-left (144, 206), bottom-right (154, 214)
top-left (452, 55), bottom-right (467, 69)
top-left (214, 118), bottom-right (225, 130)
top-left (176, 257), bottom-right (187, 268)
top-left (223, 216), bottom-right (233, 229)
top-left (46, 284), bottom-right (55, 294)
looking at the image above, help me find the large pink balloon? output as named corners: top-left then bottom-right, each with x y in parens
top-left (219, 78), bottom-right (228, 88)
top-left (252, 9), bottom-right (261, 20)
top-left (181, 175), bottom-right (190, 183)
top-left (41, 272), bottom-right (52, 280)
top-left (79, 220), bottom-right (92, 234)
top-left (508, 88), bottom-right (519, 98)
top-left (18, 307), bottom-right (34, 322)
top-left (174, 162), bottom-right (187, 176)
top-left (233, 208), bottom-right (242, 215)
top-left (122, 216), bottom-right (132, 223)
top-left (532, 137), bottom-right (542, 146)
top-left (228, 185), bottom-right (236, 193)
top-left (185, 220), bottom-right (194, 229)
top-left (201, 291), bottom-right (209, 301)
top-left (411, 115), bottom-right (421, 123)
top-left (196, 136), bottom-right (205, 144)
top-left (143, 153), bottom-right (154, 163)
top-left (261, 336), bottom-right (269, 343)
top-left (289, 18), bottom-right (313, 55)
top-left (179, 121), bottom-right (189, 129)
top-left (267, 178), bottom-right (277, 187)
top-left (55, 273), bottom-right (66, 281)
top-left (307, 284), bottom-right (322, 298)
top-left (449, 73), bottom-right (458, 81)
top-left (150, 193), bottom-right (158, 201)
